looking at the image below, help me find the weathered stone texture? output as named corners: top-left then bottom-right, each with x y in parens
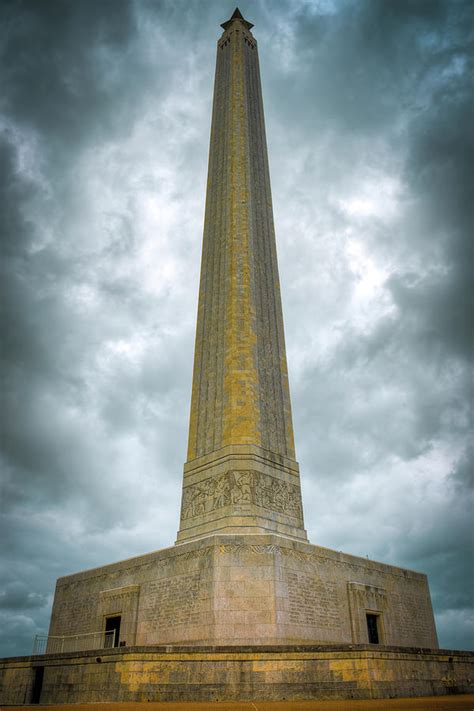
top-left (188, 19), bottom-right (294, 461)
top-left (177, 445), bottom-right (307, 543)
top-left (180, 13), bottom-right (303, 543)
top-left (1, 645), bottom-right (472, 704)
top-left (48, 534), bottom-right (438, 649)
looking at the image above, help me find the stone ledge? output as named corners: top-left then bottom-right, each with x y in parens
top-left (53, 534), bottom-right (430, 584)
top-left (2, 643), bottom-right (472, 664)
top-left (183, 444), bottom-right (300, 476)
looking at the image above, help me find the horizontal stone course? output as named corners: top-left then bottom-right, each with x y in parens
top-left (1, 645), bottom-right (472, 704)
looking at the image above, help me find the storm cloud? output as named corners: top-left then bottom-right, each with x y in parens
top-left (0, 0), bottom-right (472, 655)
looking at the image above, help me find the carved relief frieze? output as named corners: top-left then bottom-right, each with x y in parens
top-left (180, 470), bottom-right (302, 521)
top-left (280, 547), bottom-right (325, 566)
top-left (153, 546), bottom-right (213, 569)
top-left (218, 543), bottom-right (281, 556)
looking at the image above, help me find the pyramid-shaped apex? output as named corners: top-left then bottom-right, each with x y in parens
top-left (230, 8), bottom-right (244, 21)
top-left (221, 7), bottom-right (254, 31)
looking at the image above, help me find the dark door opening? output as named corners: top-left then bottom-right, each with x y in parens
top-left (31, 666), bottom-right (44, 704)
top-left (105, 615), bottom-right (121, 647)
top-left (366, 613), bottom-right (380, 644)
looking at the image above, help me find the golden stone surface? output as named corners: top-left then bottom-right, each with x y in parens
top-left (180, 12), bottom-right (301, 543)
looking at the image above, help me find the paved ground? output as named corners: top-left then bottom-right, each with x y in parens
top-left (3, 694), bottom-right (474, 711)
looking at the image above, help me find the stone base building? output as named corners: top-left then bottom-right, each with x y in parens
top-left (48, 534), bottom-right (438, 650)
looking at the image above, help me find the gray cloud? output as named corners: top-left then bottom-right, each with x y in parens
top-left (1, 0), bottom-right (472, 656)
top-left (0, 582), bottom-right (47, 611)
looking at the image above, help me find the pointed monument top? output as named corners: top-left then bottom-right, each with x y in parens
top-left (221, 7), bottom-right (254, 32)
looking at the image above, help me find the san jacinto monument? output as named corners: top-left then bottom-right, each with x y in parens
top-left (1, 9), bottom-right (472, 704)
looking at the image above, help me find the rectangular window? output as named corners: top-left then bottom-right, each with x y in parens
top-left (105, 615), bottom-right (121, 647)
top-left (366, 613), bottom-right (380, 644)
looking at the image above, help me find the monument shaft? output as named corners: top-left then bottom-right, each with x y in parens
top-left (177, 10), bottom-right (306, 543)
top-left (188, 14), bottom-right (294, 461)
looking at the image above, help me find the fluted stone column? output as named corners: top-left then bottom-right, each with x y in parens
top-left (177, 9), bottom-right (307, 544)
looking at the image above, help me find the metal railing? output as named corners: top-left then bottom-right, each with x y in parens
top-left (33, 629), bottom-right (116, 655)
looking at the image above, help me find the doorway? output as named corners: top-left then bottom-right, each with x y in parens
top-left (366, 613), bottom-right (380, 644)
top-left (105, 615), bottom-right (121, 647)
top-left (31, 666), bottom-right (44, 704)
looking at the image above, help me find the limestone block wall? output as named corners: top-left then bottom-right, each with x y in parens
top-left (48, 541), bottom-right (217, 647)
top-left (1, 645), bottom-right (472, 705)
top-left (48, 534), bottom-right (438, 649)
top-left (277, 542), bottom-right (437, 647)
top-left (210, 536), bottom-right (438, 647)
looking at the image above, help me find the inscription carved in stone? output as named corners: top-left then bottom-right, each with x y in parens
top-left (181, 470), bottom-right (302, 520)
top-left (391, 590), bottom-right (432, 642)
top-left (141, 574), bottom-right (204, 630)
top-left (287, 571), bottom-right (342, 630)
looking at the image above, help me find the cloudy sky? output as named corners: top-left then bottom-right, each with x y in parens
top-left (1, 0), bottom-right (472, 656)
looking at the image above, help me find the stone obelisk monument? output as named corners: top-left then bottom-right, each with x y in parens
top-left (2, 10), bottom-right (456, 705)
top-left (177, 8), bottom-right (306, 544)
top-left (40, 6), bottom-right (439, 668)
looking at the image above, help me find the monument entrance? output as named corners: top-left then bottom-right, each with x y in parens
top-left (366, 613), bottom-right (380, 644)
top-left (104, 616), bottom-right (121, 648)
